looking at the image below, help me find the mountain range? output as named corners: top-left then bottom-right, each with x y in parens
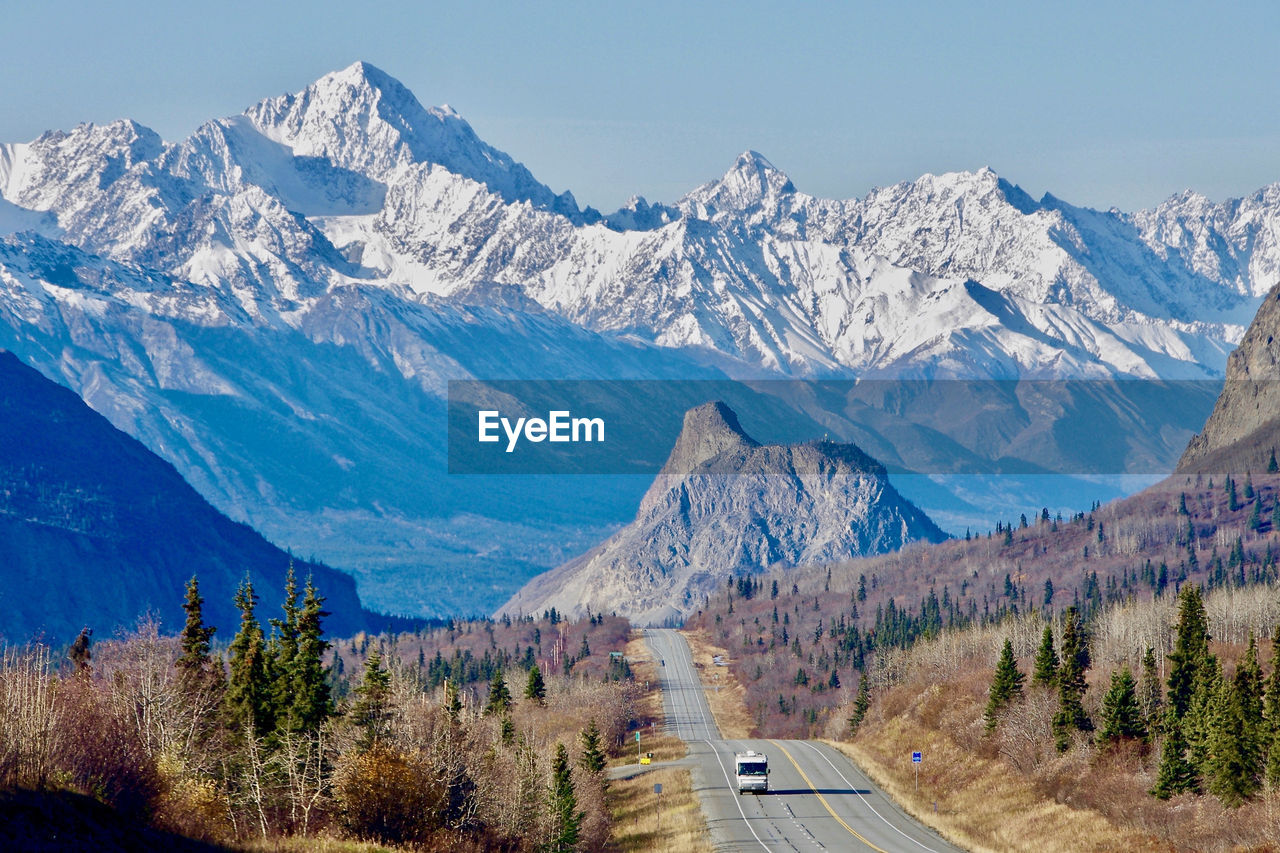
top-left (2, 61), bottom-right (1278, 617)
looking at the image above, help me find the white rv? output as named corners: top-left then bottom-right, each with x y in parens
top-left (734, 750), bottom-right (769, 794)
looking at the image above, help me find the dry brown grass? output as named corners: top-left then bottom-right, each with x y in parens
top-left (829, 721), bottom-right (1163, 853)
top-left (621, 635), bottom-right (687, 764)
top-left (237, 835), bottom-right (397, 852)
top-left (608, 764), bottom-right (711, 853)
top-left (680, 629), bottom-right (753, 739)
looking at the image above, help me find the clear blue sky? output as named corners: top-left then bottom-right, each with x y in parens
top-left (4, 1), bottom-right (1279, 213)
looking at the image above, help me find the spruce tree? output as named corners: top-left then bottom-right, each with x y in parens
top-left (68, 627), bottom-right (92, 675)
top-left (177, 575), bottom-right (217, 695)
top-left (484, 670), bottom-right (512, 716)
top-left (1270, 448), bottom-right (1279, 473)
top-left (579, 721), bottom-right (607, 776)
top-left (268, 563), bottom-right (300, 729)
top-left (1032, 624), bottom-right (1059, 687)
top-left (1167, 585), bottom-right (1209, 719)
top-left (1265, 625), bottom-right (1280, 785)
top-left (350, 648), bottom-right (392, 750)
top-left (225, 575), bottom-right (273, 735)
top-left (984, 638), bottom-right (1025, 732)
top-left (547, 743), bottom-right (583, 852)
top-left (286, 576), bottom-right (333, 734)
top-left (848, 674), bottom-right (871, 735)
top-left (444, 679), bottom-right (463, 725)
top-left (1236, 636), bottom-right (1265, 752)
top-left (1052, 606), bottom-right (1092, 751)
top-left (1184, 655), bottom-right (1221, 776)
top-left (1207, 677), bottom-right (1261, 807)
top-left (525, 663), bottom-right (547, 705)
top-left (1097, 667), bottom-right (1146, 745)
top-left (1151, 717), bottom-right (1199, 798)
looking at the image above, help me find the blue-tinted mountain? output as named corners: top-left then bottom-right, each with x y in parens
top-left (0, 349), bottom-right (370, 642)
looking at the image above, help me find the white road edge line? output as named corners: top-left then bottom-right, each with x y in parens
top-left (794, 740), bottom-right (941, 852)
top-left (647, 629), bottom-right (772, 853)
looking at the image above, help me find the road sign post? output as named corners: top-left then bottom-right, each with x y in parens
top-left (912, 751), bottom-right (922, 792)
top-left (636, 730), bottom-right (641, 762)
top-left (654, 782), bottom-right (662, 832)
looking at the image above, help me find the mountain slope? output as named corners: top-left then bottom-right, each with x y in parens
top-left (501, 401), bottom-right (947, 625)
top-left (0, 349), bottom-right (369, 642)
top-left (1179, 281), bottom-right (1280, 473)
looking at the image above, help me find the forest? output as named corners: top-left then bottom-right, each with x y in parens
top-left (0, 567), bottom-right (646, 851)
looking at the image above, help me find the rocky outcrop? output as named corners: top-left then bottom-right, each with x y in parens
top-left (1179, 282), bottom-right (1280, 474)
top-left (500, 402), bottom-right (947, 625)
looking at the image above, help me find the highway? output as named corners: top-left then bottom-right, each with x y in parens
top-left (644, 628), bottom-right (963, 852)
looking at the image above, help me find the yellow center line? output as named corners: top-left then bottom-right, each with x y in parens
top-left (768, 739), bottom-right (889, 853)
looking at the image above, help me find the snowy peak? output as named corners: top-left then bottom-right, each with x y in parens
top-left (680, 150), bottom-right (797, 218)
top-left (245, 61), bottom-right (586, 218)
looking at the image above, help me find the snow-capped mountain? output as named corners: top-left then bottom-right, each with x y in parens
top-left (1, 61), bottom-right (1278, 616)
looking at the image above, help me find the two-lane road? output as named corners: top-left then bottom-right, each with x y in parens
top-left (645, 628), bottom-right (962, 852)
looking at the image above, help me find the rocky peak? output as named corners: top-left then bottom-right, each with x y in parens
top-left (501, 401), bottom-right (946, 625)
top-left (661, 400), bottom-right (759, 475)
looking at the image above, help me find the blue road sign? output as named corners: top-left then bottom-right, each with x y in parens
top-left (912, 751), bottom-right (922, 763)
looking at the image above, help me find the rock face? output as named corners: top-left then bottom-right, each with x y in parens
top-left (1179, 282), bottom-right (1280, 474)
top-left (500, 402), bottom-right (947, 625)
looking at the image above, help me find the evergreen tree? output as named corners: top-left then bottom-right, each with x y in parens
top-left (350, 648), bottom-right (392, 750)
top-left (1227, 476), bottom-right (1240, 511)
top-left (224, 575), bottom-right (274, 734)
top-left (1167, 586), bottom-right (1209, 719)
top-left (984, 638), bottom-right (1025, 732)
top-left (1265, 625), bottom-right (1280, 785)
top-left (1236, 635), bottom-right (1265, 751)
top-left (177, 575), bottom-right (217, 695)
top-left (268, 563), bottom-right (301, 728)
top-left (1184, 655), bottom-right (1221, 776)
top-left (1207, 676), bottom-right (1261, 807)
top-left (579, 721), bottom-right (607, 776)
top-left (578, 635), bottom-right (591, 660)
top-left (1249, 498), bottom-right (1263, 532)
top-left (286, 576), bottom-right (333, 733)
top-left (444, 679), bottom-right (463, 725)
top-left (525, 663), bottom-right (547, 705)
top-left (1052, 606), bottom-right (1092, 751)
top-left (1032, 624), bottom-right (1059, 687)
top-left (848, 675), bottom-right (871, 735)
top-left (1151, 717), bottom-right (1199, 798)
top-left (484, 670), bottom-right (513, 716)
top-left (68, 627), bottom-right (92, 675)
top-left (547, 743), bottom-right (583, 852)
top-left (1269, 448), bottom-right (1279, 473)
top-left (1097, 667), bottom-right (1146, 745)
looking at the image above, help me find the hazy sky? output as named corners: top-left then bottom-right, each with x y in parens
top-left (4, 1), bottom-right (1278, 213)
